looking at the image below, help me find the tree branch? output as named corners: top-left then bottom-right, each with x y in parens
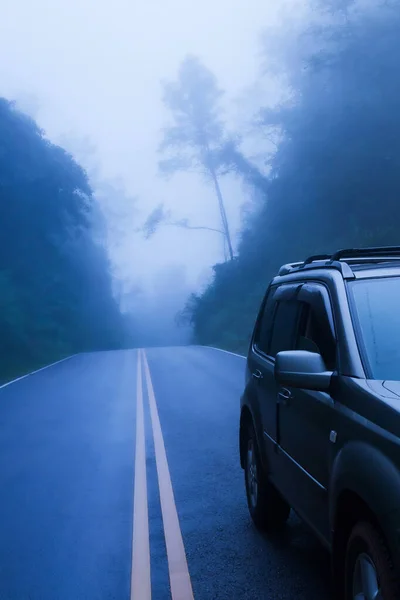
top-left (171, 221), bottom-right (225, 235)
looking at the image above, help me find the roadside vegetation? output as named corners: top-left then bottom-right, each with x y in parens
top-left (3, 0), bottom-right (399, 374)
top-left (174, 0), bottom-right (400, 354)
top-left (0, 99), bottom-right (126, 383)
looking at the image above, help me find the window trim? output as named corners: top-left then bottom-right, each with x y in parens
top-left (347, 282), bottom-right (372, 378)
top-left (253, 284), bottom-right (278, 360)
top-left (297, 282), bottom-right (339, 371)
top-left (297, 283), bottom-right (336, 340)
top-left (268, 298), bottom-right (304, 359)
top-left (253, 283), bottom-right (303, 360)
top-left (253, 280), bottom-right (339, 367)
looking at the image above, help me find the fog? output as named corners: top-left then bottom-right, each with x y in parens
top-left (3, 0), bottom-right (397, 371)
top-left (0, 0), bottom-right (302, 296)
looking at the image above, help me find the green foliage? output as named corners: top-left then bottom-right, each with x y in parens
top-left (187, 0), bottom-right (400, 353)
top-left (0, 99), bottom-right (125, 382)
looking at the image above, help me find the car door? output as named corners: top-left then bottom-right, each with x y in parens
top-left (275, 282), bottom-right (337, 543)
top-left (249, 283), bottom-right (303, 480)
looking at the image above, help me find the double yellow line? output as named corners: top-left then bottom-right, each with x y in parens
top-left (131, 349), bottom-right (194, 600)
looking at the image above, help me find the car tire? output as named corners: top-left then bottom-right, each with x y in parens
top-left (344, 521), bottom-right (400, 600)
top-left (244, 421), bottom-right (290, 531)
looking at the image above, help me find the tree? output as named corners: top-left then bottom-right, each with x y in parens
top-left (139, 201), bottom-right (231, 259)
top-left (159, 55), bottom-right (234, 261)
top-left (186, 0), bottom-right (400, 353)
top-left (0, 98), bottom-right (127, 381)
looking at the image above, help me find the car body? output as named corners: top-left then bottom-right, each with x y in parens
top-left (239, 247), bottom-right (400, 599)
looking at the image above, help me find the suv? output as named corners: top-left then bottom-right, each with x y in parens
top-left (239, 247), bottom-right (400, 599)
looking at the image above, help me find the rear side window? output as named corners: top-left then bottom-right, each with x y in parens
top-left (269, 300), bottom-right (302, 357)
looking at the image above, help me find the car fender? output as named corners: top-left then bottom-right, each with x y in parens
top-left (330, 440), bottom-right (400, 528)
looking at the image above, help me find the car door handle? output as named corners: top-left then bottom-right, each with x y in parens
top-left (278, 388), bottom-right (292, 406)
top-left (252, 369), bottom-right (263, 381)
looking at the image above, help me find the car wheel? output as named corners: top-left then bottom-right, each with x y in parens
top-left (244, 422), bottom-right (290, 531)
top-left (344, 521), bottom-right (400, 600)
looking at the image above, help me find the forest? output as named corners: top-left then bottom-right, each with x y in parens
top-left (0, 98), bottom-right (126, 382)
top-left (176, 0), bottom-right (400, 354)
top-left (2, 0), bottom-right (400, 377)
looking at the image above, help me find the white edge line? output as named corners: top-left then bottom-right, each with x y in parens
top-left (0, 354), bottom-right (77, 391)
top-left (202, 345), bottom-right (246, 359)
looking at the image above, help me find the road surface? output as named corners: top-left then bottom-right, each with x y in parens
top-left (0, 346), bottom-right (331, 599)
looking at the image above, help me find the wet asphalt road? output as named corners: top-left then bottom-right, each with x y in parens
top-left (0, 346), bottom-right (331, 599)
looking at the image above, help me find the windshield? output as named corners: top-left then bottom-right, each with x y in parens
top-left (349, 277), bottom-right (400, 380)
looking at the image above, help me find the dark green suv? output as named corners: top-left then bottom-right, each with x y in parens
top-left (239, 247), bottom-right (400, 599)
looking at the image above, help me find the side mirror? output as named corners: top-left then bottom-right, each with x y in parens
top-left (274, 350), bottom-right (332, 391)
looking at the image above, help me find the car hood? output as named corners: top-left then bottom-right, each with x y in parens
top-left (382, 380), bottom-right (400, 398)
top-left (364, 380), bottom-right (400, 410)
top-left (351, 379), bottom-right (400, 437)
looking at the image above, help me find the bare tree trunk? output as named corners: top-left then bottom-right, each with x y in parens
top-left (209, 168), bottom-right (234, 261)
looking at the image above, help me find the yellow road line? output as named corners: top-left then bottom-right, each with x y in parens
top-left (130, 349), bottom-right (151, 600)
top-left (142, 350), bottom-right (194, 600)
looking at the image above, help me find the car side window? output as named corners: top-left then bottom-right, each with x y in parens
top-left (269, 300), bottom-right (302, 358)
top-left (296, 292), bottom-right (336, 370)
top-left (254, 288), bottom-right (276, 355)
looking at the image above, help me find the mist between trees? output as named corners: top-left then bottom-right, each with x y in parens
top-left (2, 0), bottom-right (400, 378)
top-left (163, 0), bottom-right (400, 355)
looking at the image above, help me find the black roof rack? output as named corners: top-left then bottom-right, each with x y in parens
top-left (302, 253), bottom-right (332, 266)
top-left (278, 246), bottom-right (400, 278)
top-left (331, 246), bottom-right (400, 261)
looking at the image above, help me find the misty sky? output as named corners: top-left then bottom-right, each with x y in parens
top-left (0, 0), bottom-right (304, 299)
